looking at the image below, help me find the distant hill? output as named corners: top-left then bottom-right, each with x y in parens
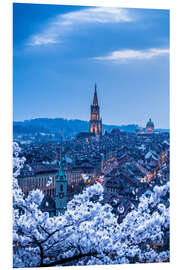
top-left (14, 118), bottom-right (89, 137)
top-left (13, 118), bottom-right (169, 138)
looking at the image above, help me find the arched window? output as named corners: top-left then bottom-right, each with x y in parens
top-left (60, 184), bottom-right (63, 192)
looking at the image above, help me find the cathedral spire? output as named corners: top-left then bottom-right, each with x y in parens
top-left (57, 134), bottom-right (65, 180)
top-left (93, 83), bottom-right (98, 106)
top-left (90, 83), bottom-right (102, 136)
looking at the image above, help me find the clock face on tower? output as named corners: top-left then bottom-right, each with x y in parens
top-left (59, 192), bottom-right (64, 199)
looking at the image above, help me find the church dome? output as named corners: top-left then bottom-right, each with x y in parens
top-left (146, 118), bottom-right (154, 128)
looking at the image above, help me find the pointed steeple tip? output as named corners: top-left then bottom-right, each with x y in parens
top-left (93, 83), bottom-right (98, 106)
top-left (56, 131), bottom-right (65, 180)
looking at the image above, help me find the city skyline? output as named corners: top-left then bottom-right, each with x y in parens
top-left (13, 3), bottom-right (169, 128)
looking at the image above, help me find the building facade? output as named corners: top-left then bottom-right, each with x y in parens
top-left (18, 169), bottom-right (57, 197)
top-left (89, 84), bottom-right (102, 136)
top-left (146, 118), bottom-right (155, 133)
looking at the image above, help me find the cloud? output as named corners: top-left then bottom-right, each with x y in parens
top-left (27, 7), bottom-right (135, 46)
top-left (94, 48), bottom-right (169, 62)
top-left (28, 36), bottom-right (58, 46)
top-left (60, 7), bottom-right (133, 24)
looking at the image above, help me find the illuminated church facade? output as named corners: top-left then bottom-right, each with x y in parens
top-left (89, 84), bottom-right (102, 136)
top-left (146, 118), bottom-right (155, 133)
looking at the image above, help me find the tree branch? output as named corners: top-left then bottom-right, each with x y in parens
top-left (41, 251), bottom-right (98, 267)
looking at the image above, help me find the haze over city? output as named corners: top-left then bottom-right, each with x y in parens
top-left (13, 4), bottom-right (169, 129)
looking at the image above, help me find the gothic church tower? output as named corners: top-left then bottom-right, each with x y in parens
top-left (89, 84), bottom-right (102, 136)
top-left (55, 136), bottom-right (67, 215)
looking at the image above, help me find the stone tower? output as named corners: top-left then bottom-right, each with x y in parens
top-left (55, 136), bottom-right (67, 215)
top-left (89, 83), bottom-right (102, 136)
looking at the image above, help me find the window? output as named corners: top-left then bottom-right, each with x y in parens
top-left (60, 184), bottom-right (63, 192)
top-left (59, 193), bottom-right (64, 199)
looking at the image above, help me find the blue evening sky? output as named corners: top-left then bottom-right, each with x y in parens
top-left (13, 3), bottom-right (169, 128)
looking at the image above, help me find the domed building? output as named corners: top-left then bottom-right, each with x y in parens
top-left (146, 118), bottom-right (155, 133)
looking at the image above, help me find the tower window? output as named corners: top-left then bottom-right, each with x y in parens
top-left (59, 193), bottom-right (64, 198)
top-left (60, 184), bottom-right (63, 191)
